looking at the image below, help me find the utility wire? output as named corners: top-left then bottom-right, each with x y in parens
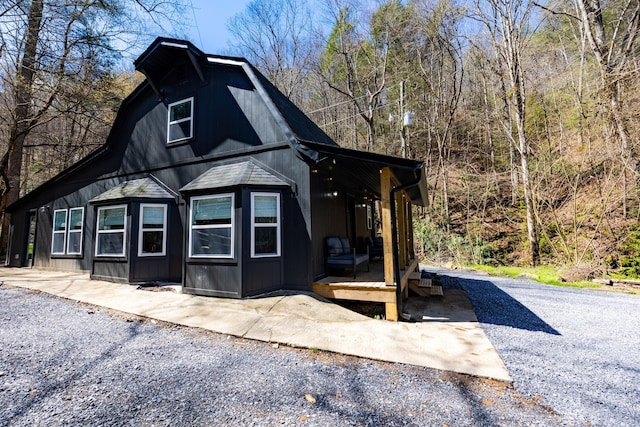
top-left (189, 0), bottom-right (203, 48)
top-left (306, 82), bottom-right (401, 115)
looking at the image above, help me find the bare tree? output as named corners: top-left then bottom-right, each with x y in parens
top-left (0, 0), bottom-right (187, 259)
top-left (573, 0), bottom-right (640, 213)
top-left (228, 0), bottom-right (317, 106)
top-left (318, 2), bottom-right (389, 151)
top-left (472, 0), bottom-right (541, 265)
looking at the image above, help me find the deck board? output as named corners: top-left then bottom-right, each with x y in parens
top-left (312, 258), bottom-right (420, 309)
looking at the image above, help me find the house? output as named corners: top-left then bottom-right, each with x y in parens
top-left (4, 38), bottom-right (428, 321)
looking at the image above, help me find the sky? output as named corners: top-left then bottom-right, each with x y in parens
top-left (186, 0), bottom-right (254, 54)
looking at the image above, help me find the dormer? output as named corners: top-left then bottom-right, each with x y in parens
top-left (134, 38), bottom-right (206, 101)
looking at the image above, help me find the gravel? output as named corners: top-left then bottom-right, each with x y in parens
top-left (1, 271), bottom-right (638, 426)
top-left (430, 268), bottom-right (640, 427)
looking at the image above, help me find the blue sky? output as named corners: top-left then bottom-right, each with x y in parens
top-left (187, 0), bottom-right (254, 54)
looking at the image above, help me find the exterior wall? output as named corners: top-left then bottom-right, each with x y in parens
top-left (310, 172), bottom-right (348, 279)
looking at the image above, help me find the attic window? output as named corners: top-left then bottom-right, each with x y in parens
top-left (167, 97), bottom-right (193, 144)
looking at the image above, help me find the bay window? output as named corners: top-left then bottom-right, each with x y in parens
top-left (189, 194), bottom-right (234, 258)
top-left (251, 193), bottom-right (280, 257)
top-left (139, 204), bottom-right (167, 256)
top-left (96, 205), bottom-right (127, 257)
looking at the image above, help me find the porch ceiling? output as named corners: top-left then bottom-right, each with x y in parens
top-left (299, 140), bottom-right (428, 206)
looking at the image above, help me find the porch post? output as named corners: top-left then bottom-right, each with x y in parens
top-left (407, 198), bottom-right (415, 259)
top-left (380, 167), bottom-right (394, 286)
top-left (380, 167), bottom-right (397, 321)
top-left (397, 191), bottom-right (407, 268)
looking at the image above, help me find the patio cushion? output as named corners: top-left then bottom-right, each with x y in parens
top-left (328, 253), bottom-right (369, 266)
top-left (326, 237), bottom-right (345, 256)
top-left (340, 237), bottom-right (351, 252)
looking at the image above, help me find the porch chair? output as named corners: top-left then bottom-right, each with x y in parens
top-left (325, 236), bottom-right (370, 279)
top-left (365, 236), bottom-right (384, 260)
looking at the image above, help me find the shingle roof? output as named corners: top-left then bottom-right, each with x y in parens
top-left (180, 160), bottom-right (290, 192)
top-left (90, 178), bottom-right (175, 203)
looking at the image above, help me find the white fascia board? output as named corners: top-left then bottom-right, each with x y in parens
top-left (207, 57), bottom-right (245, 66)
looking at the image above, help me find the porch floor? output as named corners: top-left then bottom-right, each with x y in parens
top-left (312, 258), bottom-right (421, 319)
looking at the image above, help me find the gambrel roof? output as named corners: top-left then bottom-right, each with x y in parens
top-left (7, 38), bottom-right (428, 212)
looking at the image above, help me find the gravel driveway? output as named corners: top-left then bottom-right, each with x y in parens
top-left (1, 270), bottom-right (638, 426)
top-left (429, 268), bottom-right (640, 427)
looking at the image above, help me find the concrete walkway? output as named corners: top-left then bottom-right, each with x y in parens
top-left (0, 268), bottom-right (511, 382)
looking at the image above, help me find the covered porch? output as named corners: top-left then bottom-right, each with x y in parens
top-left (312, 165), bottom-right (433, 321)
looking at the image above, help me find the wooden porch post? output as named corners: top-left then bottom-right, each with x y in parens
top-left (397, 191), bottom-right (407, 268)
top-left (408, 198), bottom-right (415, 259)
top-left (380, 167), bottom-right (397, 321)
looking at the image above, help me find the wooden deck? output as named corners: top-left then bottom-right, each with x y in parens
top-left (312, 257), bottom-right (421, 321)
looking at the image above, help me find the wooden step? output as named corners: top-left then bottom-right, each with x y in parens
top-left (430, 284), bottom-right (443, 296)
top-left (418, 278), bottom-right (432, 288)
top-left (408, 282), bottom-right (430, 297)
top-left (408, 272), bottom-right (422, 281)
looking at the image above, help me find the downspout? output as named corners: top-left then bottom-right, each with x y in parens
top-left (390, 170), bottom-right (424, 321)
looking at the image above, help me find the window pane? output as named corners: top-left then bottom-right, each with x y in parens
top-left (254, 227), bottom-right (277, 255)
top-left (254, 195), bottom-right (277, 224)
top-left (98, 207), bottom-right (125, 230)
top-left (193, 197), bottom-right (232, 225)
top-left (52, 233), bottom-right (65, 254)
top-left (191, 228), bottom-right (232, 256)
top-left (67, 232), bottom-right (82, 254)
top-left (142, 206), bottom-right (165, 228)
top-left (169, 121), bottom-right (191, 141)
top-left (170, 100), bottom-right (191, 121)
top-left (53, 211), bottom-right (67, 232)
top-left (97, 233), bottom-right (124, 255)
top-left (69, 208), bottom-right (83, 230)
top-left (141, 231), bottom-right (163, 253)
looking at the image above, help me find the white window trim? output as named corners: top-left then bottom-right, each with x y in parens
top-left (251, 192), bottom-right (281, 258)
top-left (167, 97), bottom-right (194, 144)
top-left (66, 207), bottom-right (84, 255)
top-left (95, 204), bottom-right (127, 257)
top-left (138, 204), bottom-right (167, 257)
top-left (189, 193), bottom-right (235, 259)
top-left (51, 209), bottom-right (67, 255)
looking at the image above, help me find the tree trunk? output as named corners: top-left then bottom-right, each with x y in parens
top-left (0, 0), bottom-right (43, 260)
top-left (498, 0), bottom-right (540, 266)
top-left (575, 0), bottom-right (638, 173)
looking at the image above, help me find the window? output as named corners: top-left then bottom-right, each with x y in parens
top-left (67, 208), bottom-right (84, 255)
top-left (96, 205), bottom-right (127, 257)
top-left (189, 194), bottom-right (234, 258)
top-left (251, 193), bottom-right (280, 257)
top-left (51, 209), bottom-right (67, 255)
top-left (51, 207), bottom-right (85, 256)
top-left (138, 204), bottom-right (167, 256)
top-left (167, 97), bottom-right (193, 144)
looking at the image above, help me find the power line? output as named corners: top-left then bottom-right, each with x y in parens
top-left (189, 0), bottom-right (203, 49)
top-left (306, 82), bottom-right (401, 115)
